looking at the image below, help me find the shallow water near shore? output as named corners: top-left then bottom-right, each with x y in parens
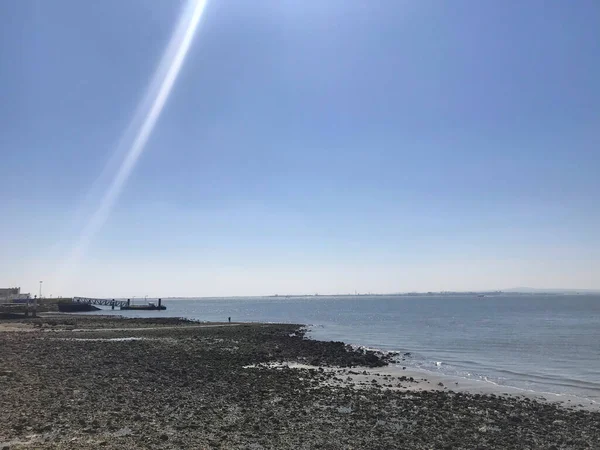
top-left (80, 294), bottom-right (600, 405)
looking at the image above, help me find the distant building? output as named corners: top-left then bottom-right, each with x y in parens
top-left (0, 287), bottom-right (31, 302)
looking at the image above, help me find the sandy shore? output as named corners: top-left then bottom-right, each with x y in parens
top-left (1, 314), bottom-right (599, 449)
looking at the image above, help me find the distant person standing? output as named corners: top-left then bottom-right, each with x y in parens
top-left (228, 317), bottom-right (231, 323)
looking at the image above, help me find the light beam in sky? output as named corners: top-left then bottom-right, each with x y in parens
top-left (57, 0), bottom-right (207, 291)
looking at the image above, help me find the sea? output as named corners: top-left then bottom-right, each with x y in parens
top-left (85, 294), bottom-right (600, 405)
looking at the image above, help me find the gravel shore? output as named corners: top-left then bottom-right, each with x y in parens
top-left (1, 315), bottom-right (599, 449)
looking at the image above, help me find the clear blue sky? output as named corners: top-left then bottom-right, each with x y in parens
top-left (1, 0), bottom-right (598, 297)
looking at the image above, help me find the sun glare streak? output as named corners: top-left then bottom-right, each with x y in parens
top-left (56, 0), bottom-right (207, 291)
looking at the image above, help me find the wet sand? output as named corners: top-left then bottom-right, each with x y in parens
top-left (1, 315), bottom-right (599, 449)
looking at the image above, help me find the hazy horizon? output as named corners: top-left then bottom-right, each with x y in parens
top-left (9, 284), bottom-right (600, 301)
top-left (2, 0), bottom-right (599, 298)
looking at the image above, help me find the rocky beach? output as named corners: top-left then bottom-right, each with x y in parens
top-left (1, 315), bottom-right (599, 449)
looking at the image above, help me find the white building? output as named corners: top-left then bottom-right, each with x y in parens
top-left (0, 287), bottom-right (31, 302)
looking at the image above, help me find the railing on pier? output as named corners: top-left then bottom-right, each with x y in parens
top-left (73, 297), bottom-right (128, 308)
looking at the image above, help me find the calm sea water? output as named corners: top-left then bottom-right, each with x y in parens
top-left (86, 294), bottom-right (600, 403)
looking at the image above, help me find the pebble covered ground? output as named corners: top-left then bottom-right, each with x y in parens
top-left (1, 316), bottom-right (599, 449)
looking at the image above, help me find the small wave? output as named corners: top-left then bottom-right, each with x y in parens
top-left (393, 360), bottom-right (600, 407)
top-left (475, 377), bottom-right (600, 407)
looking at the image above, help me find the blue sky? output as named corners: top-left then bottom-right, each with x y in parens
top-left (1, 0), bottom-right (598, 297)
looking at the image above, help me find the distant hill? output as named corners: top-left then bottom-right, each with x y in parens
top-left (504, 287), bottom-right (600, 294)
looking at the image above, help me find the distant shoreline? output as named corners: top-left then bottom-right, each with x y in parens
top-left (153, 290), bottom-right (600, 300)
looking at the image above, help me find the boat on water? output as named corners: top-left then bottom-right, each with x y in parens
top-left (120, 299), bottom-right (166, 311)
top-left (120, 303), bottom-right (166, 311)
